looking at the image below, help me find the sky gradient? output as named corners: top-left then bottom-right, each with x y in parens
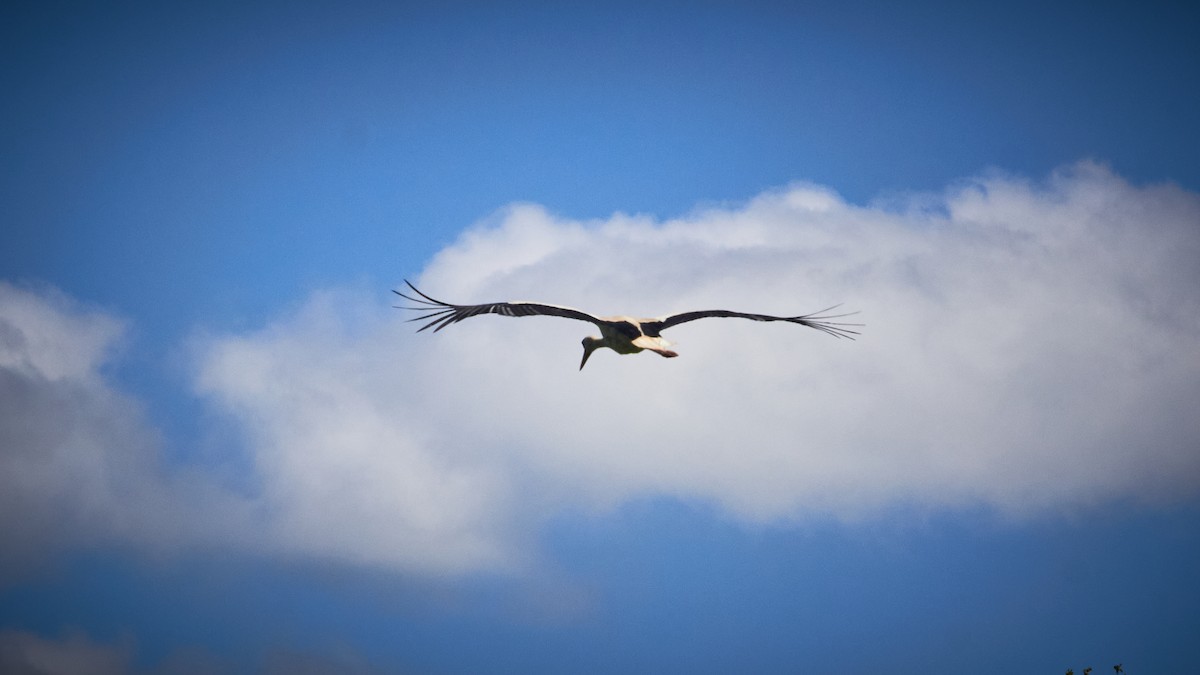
top-left (3, 2), bottom-right (1199, 673)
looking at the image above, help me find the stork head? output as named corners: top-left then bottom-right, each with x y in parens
top-left (580, 336), bottom-right (604, 370)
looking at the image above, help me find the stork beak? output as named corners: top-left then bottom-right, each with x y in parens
top-left (580, 339), bottom-right (602, 370)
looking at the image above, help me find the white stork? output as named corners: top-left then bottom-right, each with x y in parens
top-left (395, 280), bottom-right (861, 369)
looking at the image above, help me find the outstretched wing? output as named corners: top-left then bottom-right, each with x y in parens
top-left (650, 306), bottom-right (862, 340)
top-left (394, 280), bottom-right (605, 332)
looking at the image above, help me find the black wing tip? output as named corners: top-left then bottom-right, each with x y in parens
top-left (394, 280), bottom-right (452, 332)
top-left (393, 281), bottom-right (457, 309)
top-left (394, 280), bottom-right (494, 333)
top-left (791, 304), bottom-right (863, 340)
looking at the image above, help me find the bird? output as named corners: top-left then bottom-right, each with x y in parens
top-left (1113, 665), bottom-right (1123, 674)
top-left (394, 280), bottom-right (861, 369)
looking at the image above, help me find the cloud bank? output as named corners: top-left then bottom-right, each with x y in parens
top-left (4, 162), bottom-right (1198, 576)
top-left (0, 283), bottom-right (253, 577)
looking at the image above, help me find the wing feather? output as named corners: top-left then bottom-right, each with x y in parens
top-left (394, 280), bottom-right (606, 332)
top-left (653, 306), bottom-right (862, 340)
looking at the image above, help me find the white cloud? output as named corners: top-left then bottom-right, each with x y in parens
top-left (0, 283), bottom-right (253, 577)
top-left (3, 162), bottom-right (1199, 578)
top-left (194, 292), bottom-right (521, 574)
top-left (194, 161), bottom-right (1200, 572)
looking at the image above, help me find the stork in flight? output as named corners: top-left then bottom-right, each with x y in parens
top-left (395, 280), bottom-right (861, 369)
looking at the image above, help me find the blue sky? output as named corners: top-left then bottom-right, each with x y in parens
top-left (2, 2), bottom-right (1198, 673)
